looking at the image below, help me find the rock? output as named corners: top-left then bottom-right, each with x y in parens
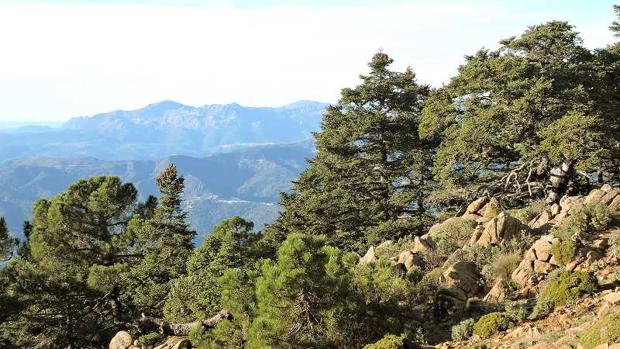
top-left (512, 235), bottom-right (560, 288)
top-left (109, 331), bottom-right (133, 349)
top-left (358, 246), bottom-right (376, 266)
top-left (481, 197), bottom-right (501, 219)
top-left (483, 279), bottom-right (508, 303)
top-left (585, 189), bottom-right (606, 205)
top-left (392, 263), bottom-right (407, 278)
top-left (154, 337), bottom-right (191, 349)
top-left (609, 195), bottom-right (620, 212)
top-left (412, 236), bottom-right (434, 253)
top-left (440, 261), bottom-right (482, 300)
top-left (428, 217), bottom-right (466, 237)
top-left (397, 250), bottom-right (423, 271)
top-left (600, 188), bottom-right (619, 206)
top-left (471, 212), bottom-right (523, 247)
top-left (529, 209), bottom-right (552, 229)
top-left (468, 225), bottom-right (485, 245)
top-left (466, 197), bottom-right (489, 214)
top-left (604, 291), bottom-right (620, 305)
top-left (376, 240), bottom-right (393, 250)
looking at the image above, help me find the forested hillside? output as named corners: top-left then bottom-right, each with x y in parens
top-left (0, 141), bottom-right (314, 240)
top-left (1, 6), bottom-right (619, 349)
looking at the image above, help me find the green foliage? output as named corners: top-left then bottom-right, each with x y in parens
top-left (0, 217), bottom-right (18, 262)
top-left (451, 318), bottom-right (475, 341)
top-left (550, 239), bottom-right (576, 265)
top-left (504, 299), bottom-right (529, 323)
top-left (267, 52), bottom-right (432, 251)
top-left (565, 203), bottom-right (612, 236)
top-left (507, 200), bottom-right (546, 224)
top-left (529, 299), bottom-right (555, 320)
top-left (472, 312), bottom-right (513, 339)
top-left (126, 164), bottom-right (196, 316)
top-left (579, 310), bottom-right (620, 349)
top-left (363, 334), bottom-right (410, 349)
top-left (164, 216), bottom-right (257, 323)
top-left (139, 332), bottom-right (163, 348)
top-left (420, 20), bottom-right (614, 203)
top-left (484, 250), bottom-right (521, 282)
top-left (535, 270), bottom-right (596, 312)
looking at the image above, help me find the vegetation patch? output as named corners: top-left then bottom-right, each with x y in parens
top-left (535, 270), bottom-right (596, 312)
top-left (451, 318), bottom-right (475, 341)
top-left (549, 239), bottom-right (576, 265)
top-left (579, 310), bottom-right (620, 349)
top-left (472, 312), bottom-right (513, 339)
top-left (363, 334), bottom-right (411, 349)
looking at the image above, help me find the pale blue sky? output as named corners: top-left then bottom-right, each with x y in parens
top-left (0, 0), bottom-right (617, 122)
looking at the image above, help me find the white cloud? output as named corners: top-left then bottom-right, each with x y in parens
top-left (0, 1), bottom-right (615, 121)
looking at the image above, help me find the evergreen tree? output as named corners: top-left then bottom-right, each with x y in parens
top-left (0, 176), bottom-right (139, 348)
top-left (164, 216), bottom-right (257, 322)
top-left (0, 217), bottom-right (17, 262)
top-left (268, 53), bottom-right (432, 250)
top-left (420, 21), bottom-right (610, 205)
top-left (127, 164), bottom-right (195, 316)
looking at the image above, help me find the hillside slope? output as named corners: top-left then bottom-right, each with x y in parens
top-left (0, 141), bottom-right (314, 240)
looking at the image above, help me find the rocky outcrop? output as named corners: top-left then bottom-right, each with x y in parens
top-left (358, 246), bottom-right (377, 266)
top-left (483, 279), bottom-right (509, 303)
top-left (529, 185), bottom-right (620, 229)
top-left (461, 197), bottom-right (502, 222)
top-left (511, 235), bottom-right (561, 291)
top-left (469, 211), bottom-right (523, 247)
top-left (109, 331), bottom-right (133, 349)
top-left (440, 261), bottom-right (483, 299)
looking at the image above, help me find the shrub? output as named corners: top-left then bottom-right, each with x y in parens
top-left (535, 270), bottom-right (596, 311)
top-left (529, 299), bottom-right (555, 320)
top-left (451, 318), bottom-right (475, 341)
top-left (504, 299), bottom-right (529, 322)
top-left (508, 200), bottom-right (546, 224)
top-left (472, 312), bottom-right (513, 339)
top-left (549, 239), bottom-right (576, 265)
top-left (363, 334), bottom-right (411, 349)
top-left (560, 203), bottom-right (612, 239)
top-left (139, 332), bottom-right (163, 349)
top-left (579, 310), bottom-right (620, 348)
top-left (430, 217), bottom-right (477, 256)
top-left (485, 251), bottom-right (521, 281)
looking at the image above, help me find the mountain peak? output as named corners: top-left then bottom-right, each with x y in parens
top-left (143, 100), bottom-right (189, 111)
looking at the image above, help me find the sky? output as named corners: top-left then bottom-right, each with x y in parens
top-left (0, 0), bottom-right (617, 122)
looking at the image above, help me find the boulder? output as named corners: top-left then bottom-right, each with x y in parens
top-left (440, 261), bottom-right (482, 300)
top-left (428, 217), bottom-right (465, 237)
top-left (109, 331), bottom-right (133, 349)
top-left (481, 197), bottom-right (501, 220)
top-left (511, 235), bottom-right (560, 288)
top-left (470, 212), bottom-right (523, 247)
top-left (358, 246), bottom-right (376, 266)
top-left (397, 250), bottom-right (423, 271)
top-left (466, 197), bottom-right (489, 214)
top-left (412, 236), bottom-right (434, 253)
top-left (483, 279), bottom-right (508, 303)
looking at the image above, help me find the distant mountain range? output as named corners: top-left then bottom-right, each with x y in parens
top-left (0, 100), bottom-right (327, 160)
top-left (0, 141), bottom-right (315, 241)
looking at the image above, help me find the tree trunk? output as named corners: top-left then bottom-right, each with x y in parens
top-left (545, 162), bottom-right (573, 204)
top-left (137, 309), bottom-right (232, 336)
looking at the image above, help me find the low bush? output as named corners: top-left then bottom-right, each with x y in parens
top-left (504, 299), bottom-right (529, 322)
top-left (451, 318), bottom-right (475, 341)
top-left (508, 200), bottom-right (546, 225)
top-left (549, 239), bottom-right (576, 265)
top-left (431, 218), bottom-right (477, 257)
top-left (560, 203), bottom-right (612, 239)
top-left (535, 270), bottom-right (596, 312)
top-left (484, 251), bottom-right (521, 282)
top-left (579, 310), bottom-right (620, 348)
top-left (363, 334), bottom-right (412, 349)
top-left (472, 312), bottom-right (513, 339)
top-left (138, 332), bottom-right (163, 349)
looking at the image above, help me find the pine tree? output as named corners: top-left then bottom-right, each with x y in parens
top-left (127, 164), bottom-right (196, 316)
top-left (0, 217), bottom-right (17, 262)
top-left (267, 52), bottom-right (431, 250)
top-left (163, 216), bottom-right (257, 323)
top-left (420, 21), bottom-right (609, 205)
